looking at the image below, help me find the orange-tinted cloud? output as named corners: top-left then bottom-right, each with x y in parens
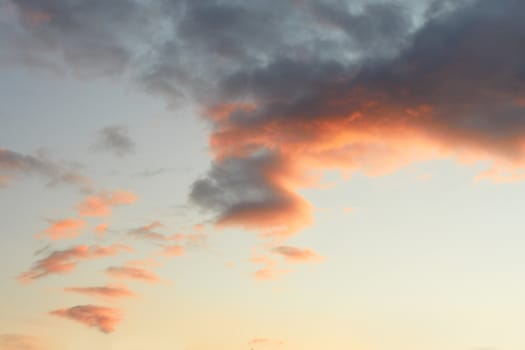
top-left (94, 223), bottom-right (108, 237)
top-left (190, 152), bottom-right (313, 238)
top-left (77, 190), bottom-right (137, 217)
top-left (272, 246), bottom-right (323, 263)
top-left (161, 245), bottom-right (185, 257)
top-left (49, 305), bottom-right (122, 333)
top-left (64, 285), bottom-right (136, 299)
top-left (106, 266), bottom-right (160, 283)
top-left (18, 244), bottom-right (133, 283)
top-left (41, 218), bottom-right (86, 240)
top-left (251, 254), bottom-right (288, 281)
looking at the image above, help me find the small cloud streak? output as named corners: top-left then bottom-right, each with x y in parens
top-left (64, 285), bottom-right (136, 300)
top-left (41, 218), bottom-right (85, 240)
top-left (106, 266), bottom-right (160, 283)
top-left (0, 148), bottom-right (92, 192)
top-left (77, 190), bottom-right (137, 217)
top-left (18, 244), bottom-right (133, 283)
top-left (128, 221), bottom-right (168, 242)
top-left (272, 246), bottom-right (323, 263)
top-left (49, 305), bottom-right (122, 333)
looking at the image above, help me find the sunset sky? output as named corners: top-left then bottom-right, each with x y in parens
top-left (2, 0), bottom-right (525, 349)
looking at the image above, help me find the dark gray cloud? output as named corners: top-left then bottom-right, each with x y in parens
top-left (91, 125), bottom-right (135, 157)
top-left (4, 0), bottom-right (525, 234)
top-left (0, 148), bottom-right (93, 192)
top-left (189, 150), bottom-right (311, 237)
top-left (2, 0), bottom-right (154, 77)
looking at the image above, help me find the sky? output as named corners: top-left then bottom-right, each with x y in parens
top-left (2, 0), bottom-right (525, 349)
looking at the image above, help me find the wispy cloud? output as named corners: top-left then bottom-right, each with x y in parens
top-left (18, 244), bottom-right (133, 283)
top-left (41, 218), bottom-right (86, 240)
top-left (127, 221), bottom-right (168, 242)
top-left (272, 246), bottom-right (323, 263)
top-left (160, 245), bottom-right (185, 257)
top-left (106, 266), bottom-right (160, 283)
top-left (64, 285), bottom-right (136, 300)
top-left (49, 305), bottom-right (122, 333)
top-left (77, 190), bottom-right (137, 217)
top-left (91, 125), bottom-right (135, 157)
top-left (0, 148), bottom-right (92, 192)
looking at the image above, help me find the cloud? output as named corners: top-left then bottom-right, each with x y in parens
top-left (4, 0), bottom-right (152, 77)
top-left (91, 125), bottom-right (135, 157)
top-left (64, 285), bottom-right (136, 299)
top-left (272, 246), bottom-right (323, 263)
top-left (41, 218), bottom-right (85, 240)
top-left (77, 190), bottom-right (137, 217)
top-left (0, 148), bottom-right (92, 192)
top-left (251, 254), bottom-right (288, 281)
top-left (0, 334), bottom-right (48, 350)
top-left (49, 305), bottom-right (122, 333)
top-left (190, 150), bottom-right (312, 238)
top-left (106, 266), bottom-right (160, 283)
top-left (127, 221), bottom-right (168, 242)
top-left (18, 244), bottom-right (132, 283)
top-left (93, 223), bottom-right (108, 237)
top-left (160, 245), bottom-right (185, 257)
top-left (7, 0), bottom-right (525, 241)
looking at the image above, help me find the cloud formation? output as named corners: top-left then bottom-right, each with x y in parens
top-left (77, 190), bottom-right (137, 217)
top-left (18, 244), bottom-right (132, 283)
top-left (91, 125), bottom-right (135, 157)
top-left (127, 221), bottom-right (168, 242)
top-left (64, 285), bottom-right (136, 300)
top-left (160, 245), bottom-right (185, 257)
top-left (272, 246), bottom-right (323, 263)
top-left (49, 305), bottom-right (122, 333)
top-left (0, 148), bottom-right (92, 192)
top-left (6, 0), bottom-right (525, 239)
top-left (106, 266), bottom-right (160, 283)
top-left (41, 218), bottom-right (85, 240)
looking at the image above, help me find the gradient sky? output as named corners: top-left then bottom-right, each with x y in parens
top-left (2, 0), bottom-right (525, 349)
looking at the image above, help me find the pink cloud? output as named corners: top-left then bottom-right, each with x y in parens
top-left (64, 285), bottom-right (136, 299)
top-left (77, 190), bottom-right (137, 217)
top-left (161, 245), bottom-right (185, 257)
top-left (18, 244), bottom-right (133, 283)
top-left (106, 266), bottom-right (160, 283)
top-left (94, 223), bottom-right (108, 237)
top-left (272, 246), bottom-right (323, 263)
top-left (251, 254), bottom-right (288, 281)
top-left (49, 305), bottom-right (122, 333)
top-left (42, 218), bottom-right (86, 240)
